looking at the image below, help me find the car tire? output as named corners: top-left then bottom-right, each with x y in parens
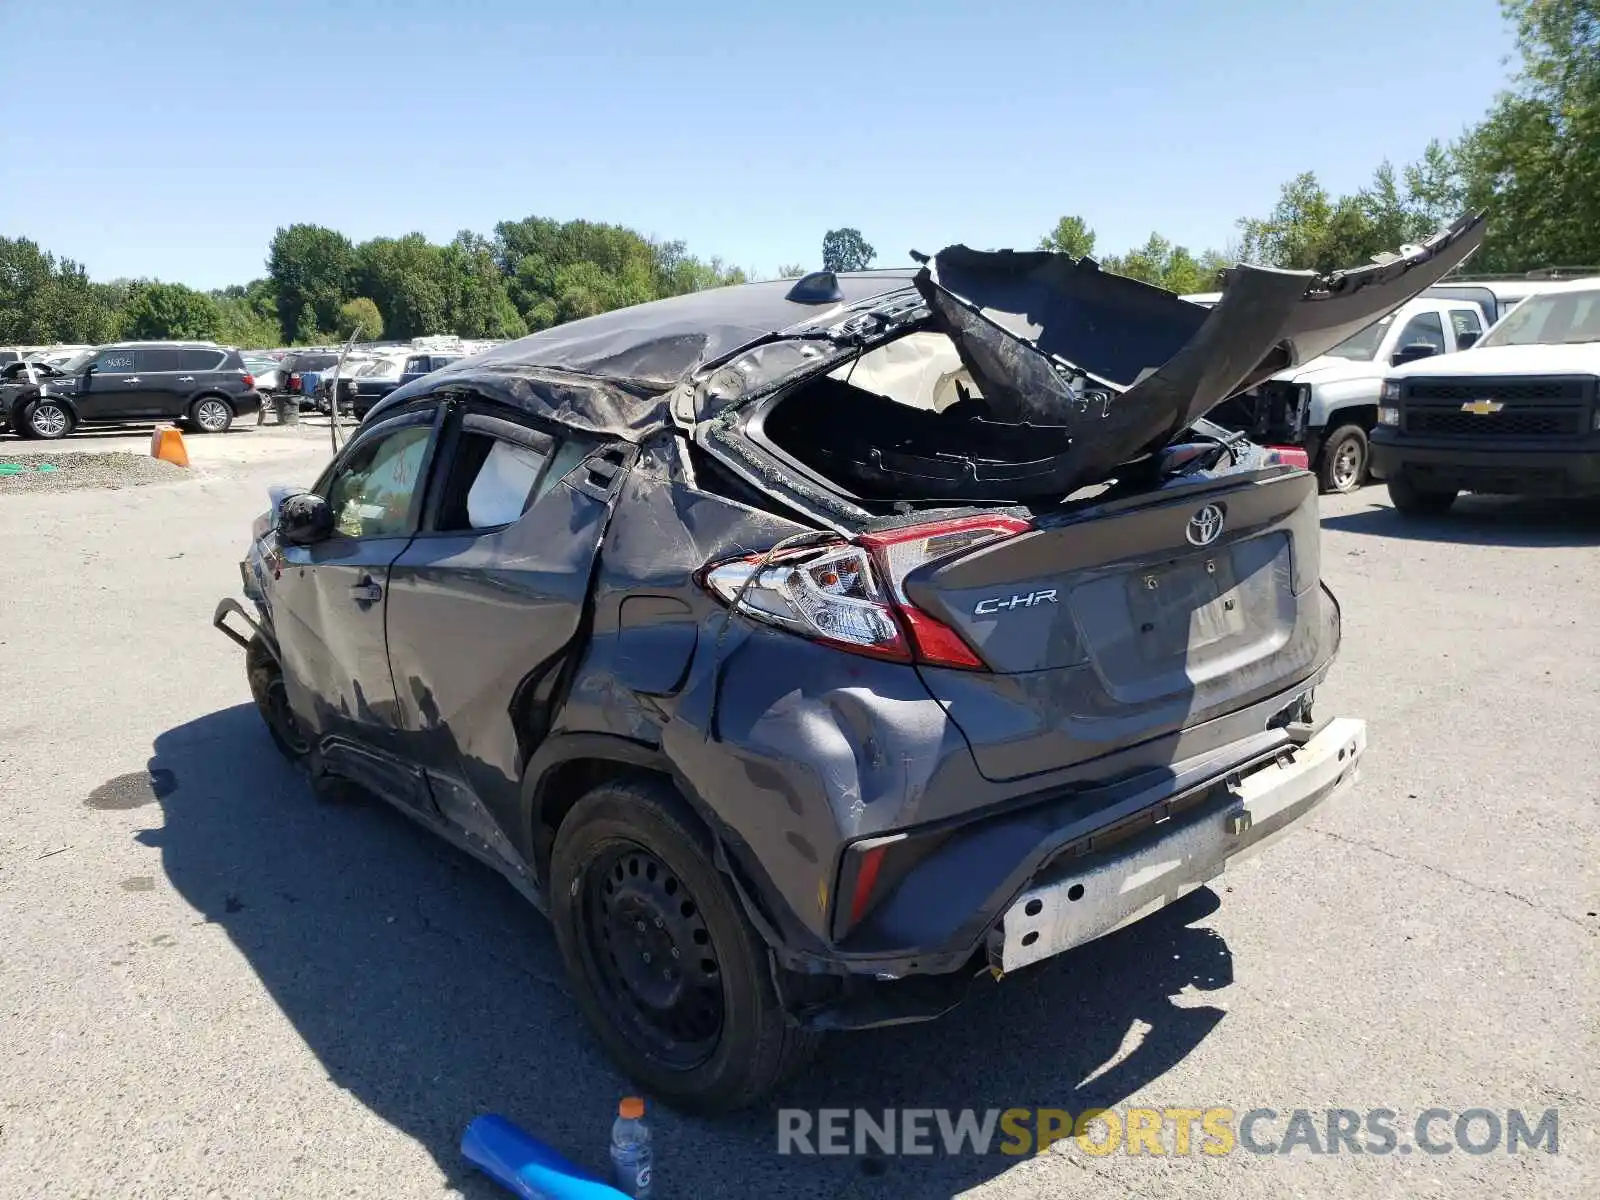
top-left (1387, 473), bottom-right (1457, 517)
top-left (549, 776), bottom-right (819, 1113)
top-left (246, 633), bottom-right (310, 764)
top-left (1316, 424), bottom-right (1369, 494)
top-left (189, 395), bottom-right (234, 433)
top-left (23, 399), bottom-right (74, 440)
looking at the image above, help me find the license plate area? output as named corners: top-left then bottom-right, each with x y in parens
top-left (1125, 551), bottom-right (1247, 661)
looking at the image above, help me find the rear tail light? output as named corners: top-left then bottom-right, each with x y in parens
top-left (241, 373), bottom-right (255, 389)
top-left (288, 372), bottom-right (302, 392)
top-left (1263, 445), bottom-right (1310, 470)
top-left (832, 828), bottom-right (955, 937)
top-left (699, 514), bottom-right (1029, 669)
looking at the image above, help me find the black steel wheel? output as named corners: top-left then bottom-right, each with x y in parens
top-left (549, 777), bottom-right (819, 1112)
top-left (246, 633), bottom-right (310, 762)
top-left (579, 844), bottom-right (726, 1069)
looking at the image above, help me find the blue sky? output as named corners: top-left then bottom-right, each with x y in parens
top-left (2, 0), bottom-right (1516, 289)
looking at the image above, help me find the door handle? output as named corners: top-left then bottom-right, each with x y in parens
top-left (123, 377), bottom-right (141, 384)
top-left (349, 580), bottom-right (383, 604)
top-left (178, 376), bottom-right (195, 383)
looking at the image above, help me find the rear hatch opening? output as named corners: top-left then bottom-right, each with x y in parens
top-left (744, 330), bottom-right (1086, 507)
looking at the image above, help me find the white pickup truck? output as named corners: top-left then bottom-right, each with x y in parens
top-left (1195, 294), bottom-right (1494, 493)
top-left (1371, 276), bottom-right (1600, 513)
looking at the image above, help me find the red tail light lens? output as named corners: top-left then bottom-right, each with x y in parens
top-left (848, 844), bottom-right (888, 926)
top-left (1263, 445), bottom-right (1310, 470)
top-left (241, 373), bottom-right (255, 389)
top-left (288, 372), bottom-right (302, 392)
top-left (699, 514), bottom-right (1030, 669)
top-left (858, 515), bottom-right (1031, 668)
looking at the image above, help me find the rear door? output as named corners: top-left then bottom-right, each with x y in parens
top-left (901, 468), bottom-right (1327, 782)
top-left (383, 397), bottom-right (625, 860)
top-left (179, 347), bottom-right (229, 405)
top-left (132, 347), bottom-right (184, 416)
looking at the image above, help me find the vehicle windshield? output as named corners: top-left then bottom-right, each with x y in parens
top-left (1323, 315), bottom-right (1394, 361)
top-left (1478, 288), bottom-right (1600, 347)
top-left (56, 349), bottom-right (97, 372)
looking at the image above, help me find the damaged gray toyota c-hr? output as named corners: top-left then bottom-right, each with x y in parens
top-left (213, 215), bottom-right (1484, 1112)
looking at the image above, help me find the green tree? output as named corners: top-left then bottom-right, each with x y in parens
top-left (267, 224), bottom-right (356, 343)
top-left (118, 281), bottom-right (222, 340)
top-left (1100, 234), bottom-right (1217, 293)
top-left (1039, 215), bottom-right (1097, 259)
top-left (775, 262), bottom-right (808, 278)
top-left (337, 297), bottom-right (384, 341)
top-left (821, 228), bottom-right (875, 273)
top-left (355, 234), bottom-right (451, 339)
top-left (0, 237), bottom-right (119, 343)
top-left (1454, 0), bottom-right (1600, 272)
top-left (442, 232), bottom-right (526, 338)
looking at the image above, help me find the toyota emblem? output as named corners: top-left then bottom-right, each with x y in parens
top-left (1186, 504), bottom-right (1225, 546)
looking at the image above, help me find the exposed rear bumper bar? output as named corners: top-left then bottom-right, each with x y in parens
top-left (992, 716), bottom-right (1365, 973)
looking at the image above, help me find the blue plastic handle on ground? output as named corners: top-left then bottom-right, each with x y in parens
top-left (461, 1114), bottom-right (633, 1200)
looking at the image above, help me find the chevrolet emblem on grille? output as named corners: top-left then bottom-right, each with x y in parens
top-left (1460, 399), bottom-right (1505, 415)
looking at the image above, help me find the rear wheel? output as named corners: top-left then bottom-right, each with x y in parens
top-left (24, 400), bottom-right (74, 439)
top-left (246, 634), bottom-right (310, 763)
top-left (1316, 424), bottom-right (1369, 494)
top-left (189, 396), bottom-right (234, 433)
top-left (1387, 473), bottom-right (1457, 517)
top-left (549, 776), bottom-right (818, 1112)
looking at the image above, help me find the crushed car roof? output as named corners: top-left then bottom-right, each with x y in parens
top-left (368, 215), bottom-right (1486, 447)
top-left (369, 271), bottom-right (921, 437)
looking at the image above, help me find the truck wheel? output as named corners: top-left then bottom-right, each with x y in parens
top-left (1387, 473), bottom-right (1456, 517)
top-left (549, 776), bottom-right (819, 1113)
top-left (24, 400), bottom-right (74, 439)
top-left (1316, 424), bottom-right (1369, 494)
top-left (246, 634), bottom-right (310, 763)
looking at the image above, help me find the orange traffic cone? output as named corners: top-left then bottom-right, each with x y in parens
top-left (150, 424), bottom-right (190, 468)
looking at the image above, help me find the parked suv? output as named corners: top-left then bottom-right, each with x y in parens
top-left (274, 350), bottom-right (344, 412)
top-left (1372, 276), bottom-right (1600, 513)
top-left (1, 342), bottom-right (261, 439)
top-left (213, 216), bottom-right (1481, 1111)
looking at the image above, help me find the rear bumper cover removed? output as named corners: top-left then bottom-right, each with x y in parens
top-left (993, 716), bottom-right (1365, 973)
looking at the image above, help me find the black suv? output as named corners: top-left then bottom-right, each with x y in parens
top-left (2, 342), bottom-right (261, 439)
top-left (213, 217), bottom-right (1481, 1112)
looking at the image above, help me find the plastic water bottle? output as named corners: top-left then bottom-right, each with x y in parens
top-left (609, 1096), bottom-right (654, 1198)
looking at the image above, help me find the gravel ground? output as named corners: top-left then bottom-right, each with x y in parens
top-left (0, 449), bottom-right (188, 492)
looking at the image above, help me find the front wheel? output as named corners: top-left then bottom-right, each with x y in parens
top-left (549, 777), bottom-right (819, 1113)
top-left (189, 396), bottom-right (234, 433)
top-left (1387, 473), bottom-right (1457, 517)
top-left (24, 399), bottom-right (74, 439)
top-left (246, 634), bottom-right (310, 763)
top-left (1316, 424), bottom-right (1369, 494)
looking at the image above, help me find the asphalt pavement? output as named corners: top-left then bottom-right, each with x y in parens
top-left (0, 431), bottom-right (1594, 1199)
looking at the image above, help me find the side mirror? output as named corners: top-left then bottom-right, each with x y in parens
top-left (1390, 342), bottom-right (1439, 367)
top-left (278, 492), bottom-right (334, 545)
top-left (1456, 331), bottom-right (1480, 349)
top-left (83, 363), bottom-right (97, 375)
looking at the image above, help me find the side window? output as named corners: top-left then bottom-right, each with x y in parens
top-left (95, 349), bottom-right (136, 373)
top-left (323, 421), bottom-right (435, 539)
top-left (1395, 311), bottom-right (1447, 353)
top-left (138, 348), bottom-right (182, 373)
top-left (433, 413), bottom-right (590, 532)
top-left (179, 348), bottom-right (226, 371)
top-left (405, 357), bottom-right (428, 376)
top-left (1448, 308), bottom-right (1483, 348)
